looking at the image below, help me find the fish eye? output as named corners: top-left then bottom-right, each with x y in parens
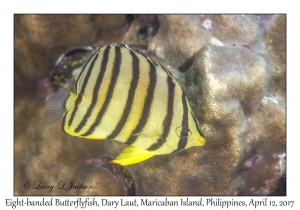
top-left (175, 126), bottom-right (192, 138)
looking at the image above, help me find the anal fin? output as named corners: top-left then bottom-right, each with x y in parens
top-left (112, 146), bottom-right (155, 166)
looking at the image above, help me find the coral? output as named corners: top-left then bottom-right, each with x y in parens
top-left (49, 46), bottom-right (97, 91)
top-left (147, 14), bottom-right (285, 195)
top-left (14, 14), bottom-right (286, 196)
top-left (122, 15), bottom-right (159, 45)
top-left (14, 14), bottom-right (129, 99)
top-left (14, 14), bottom-right (130, 195)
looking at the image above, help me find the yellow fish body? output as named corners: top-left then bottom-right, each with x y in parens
top-left (48, 43), bottom-right (205, 166)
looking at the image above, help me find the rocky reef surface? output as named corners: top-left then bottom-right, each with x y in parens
top-left (14, 14), bottom-right (286, 195)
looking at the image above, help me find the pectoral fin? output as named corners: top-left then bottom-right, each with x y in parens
top-left (45, 88), bottom-right (69, 124)
top-left (112, 146), bottom-right (155, 166)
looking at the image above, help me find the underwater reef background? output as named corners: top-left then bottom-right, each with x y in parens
top-left (14, 14), bottom-right (286, 195)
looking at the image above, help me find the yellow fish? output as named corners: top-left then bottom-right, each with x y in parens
top-left (47, 43), bottom-right (205, 166)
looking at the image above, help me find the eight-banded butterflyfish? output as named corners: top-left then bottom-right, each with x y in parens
top-left (46, 43), bottom-right (205, 166)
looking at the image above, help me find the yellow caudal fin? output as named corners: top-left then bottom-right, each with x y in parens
top-left (111, 146), bottom-right (155, 166)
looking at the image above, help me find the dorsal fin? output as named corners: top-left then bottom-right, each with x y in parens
top-left (111, 42), bottom-right (174, 78)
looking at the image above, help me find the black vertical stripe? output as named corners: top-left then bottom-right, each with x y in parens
top-left (62, 111), bottom-right (69, 134)
top-left (191, 112), bottom-right (205, 138)
top-left (176, 93), bottom-right (189, 151)
top-left (81, 46), bottom-right (122, 137)
top-left (125, 59), bottom-right (157, 145)
top-left (148, 76), bottom-right (175, 151)
top-left (74, 46), bottom-right (111, 133)
top-left (68, 52), bottom-right (100, 127)
top-left (148, 138), bottom-right (165, 151)
top-left (106, 50), bottom-right (140, 139)
top-left (75, 48), bottom-right (101, 93)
